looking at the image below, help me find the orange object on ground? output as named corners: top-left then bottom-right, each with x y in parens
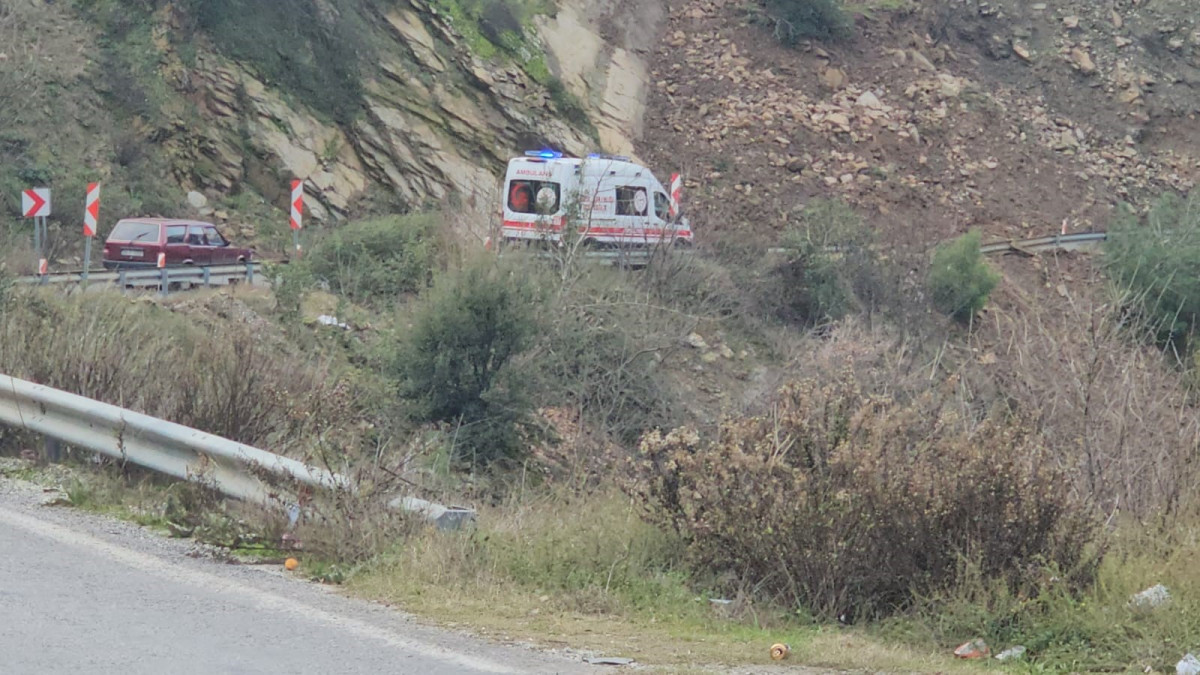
top-left (285, 558), bottom-right (299, 571)
top-left (954, 639), bottom-right (990, 659)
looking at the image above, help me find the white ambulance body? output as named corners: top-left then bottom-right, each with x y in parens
top-left (500, 151), bottom-right (692, 247)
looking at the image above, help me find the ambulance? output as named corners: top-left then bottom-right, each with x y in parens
top-left (499, 150), bottom-right (692, 248)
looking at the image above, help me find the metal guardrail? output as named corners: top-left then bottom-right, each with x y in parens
top-left (15, 262), bottom-right (266, 293)
top-left (19, 232), bottom-right (1105, 291)
top-left (978, 232), bottom-right (1108, 255)
top-left (0, 374), bottom-right (474, 529)
top-left (767, 231), bottom-right (1110, 258)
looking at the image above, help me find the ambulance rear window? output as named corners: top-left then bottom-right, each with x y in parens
top-left (508, 180), bottom-right (560, 214)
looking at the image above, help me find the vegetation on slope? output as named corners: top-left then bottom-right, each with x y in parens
top-left (6, 188), bottom-right (1200, 671)
top-left (4, 0), bottom-right (1200, 667)
top-left (1106, 191), bottom-right (1200, 353)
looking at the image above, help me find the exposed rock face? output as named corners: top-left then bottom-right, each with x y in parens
top-left (536, 1), bottom-right (660, 159)
top-left (165, 0), bottom-right (665, 228)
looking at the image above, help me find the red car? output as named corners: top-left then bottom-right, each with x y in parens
top-left (102, 218), bottom-right (254, 269)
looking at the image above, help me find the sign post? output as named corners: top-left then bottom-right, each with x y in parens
top-left (289, 179), bottom-right (304, 258)
top-left (83, 183), bottom-right (100, 284)
top-left (668, 173), bottom-right (682, 219)
top-left (22, 188), bottom-right (51, 280)
top-left (157, 252), bottom-right (168, 298)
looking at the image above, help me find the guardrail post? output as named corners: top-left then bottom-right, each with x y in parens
top-left (245, 261), bottom-right (255, 285)
top-left (118, 269), bottom-right (127, 294)
top-left (160, 267), bottom-right (169, 297)
top-left (43, 437), bottom-right (63, 463)
top-left (203, 267), bottom-right (211, 288)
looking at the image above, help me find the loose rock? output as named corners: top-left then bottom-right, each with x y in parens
top-left (1070, 48), bottom-right (1097, 75)
top-left (1130, 583), bottom-right (1171, 610)
top-left (995, 646), bottom-right (1027, 661)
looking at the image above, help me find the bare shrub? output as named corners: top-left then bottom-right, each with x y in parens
top-left (535, 265), bottom-right (688, 448)
top-left (631, 365), bottom-right (1101, 620)
top-left (967, 260), bottom-right (1200, 519)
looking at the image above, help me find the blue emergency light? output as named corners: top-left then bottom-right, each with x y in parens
top-left (525, 150), bottom-right (563, 159)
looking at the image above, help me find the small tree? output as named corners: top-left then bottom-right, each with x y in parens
top-left (761, 0), bottom-right (853, 44)
top-left (389, 257), bottom-right (542, 469)
top-left (772, 199), bottom-right (881, 326)
top-left (1104, 191), bottom-right (1200, 352)
top-left (927, 230), bottom-right (1000, 324)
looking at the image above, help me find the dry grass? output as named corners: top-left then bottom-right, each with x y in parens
top-left (0, 287), bottom-right (370, 459)
top-left (347, 490), bottom-right (987, 672)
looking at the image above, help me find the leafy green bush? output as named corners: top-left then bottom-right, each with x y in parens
top-left (760, 0), bottom-right (853, 44)
top-left (387, 257), bottom-right (542, 469)
top-left (927, 230), bottom-right (1000, 324)
top-left (1104, 192), bottom-right (1200, 349)
top-left (306, 214), bottom-right (441, 305)
top-left (632, 372), bottom-right (1101, 620)
top-left (265, 261), bottom-right (313, 323)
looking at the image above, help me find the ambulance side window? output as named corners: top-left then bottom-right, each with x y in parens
top-left (508, 180), bottom-right (560, 214)
top-left (616, 186), bottom-right (648, 216)
top-left (654, 192), bottom-right (670, 220)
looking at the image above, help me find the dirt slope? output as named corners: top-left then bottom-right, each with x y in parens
top-left (639, 0), bottom-right (1200, 249)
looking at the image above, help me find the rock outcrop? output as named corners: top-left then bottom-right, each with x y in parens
top-left (157, 0), bottom-right (665, 230)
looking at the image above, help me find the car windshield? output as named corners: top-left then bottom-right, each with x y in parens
top-left (109, 221), bottom-right (159, 242)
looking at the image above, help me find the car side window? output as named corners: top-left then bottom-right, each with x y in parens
top-left (204, 227), bottom-right (227, 247)
top-left (166, 225), bottom-right (187, 244)
top-left (185, 226), bottom-right (205, 245)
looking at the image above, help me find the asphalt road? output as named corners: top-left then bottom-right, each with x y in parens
top-left (0, 479), bottom-right (592, 675)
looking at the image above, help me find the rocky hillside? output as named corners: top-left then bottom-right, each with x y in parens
top-left (2, 0), bottom-right (1197, 264)
top-left (0, 0), bottom-right (660, 262)
top-left (640, 0), bottom-right (1200, 249)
